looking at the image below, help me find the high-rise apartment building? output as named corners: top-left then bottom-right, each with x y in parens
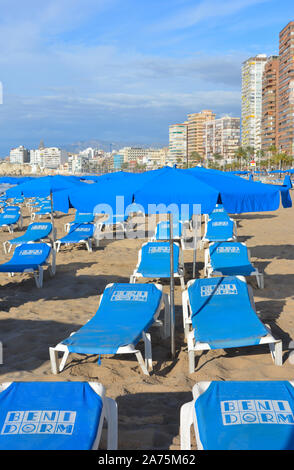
top-left (186, 110), bottom-right (215, 158)
top-left (278, 21), bottom-right (294, 156)
top-left (261, 56), bottom-right (279, 152)
top-left (167, 123), bottom-right (187, 164)
top-left (204, 116), bottom-right (240, 161)
top-left (241, 54), bottom-right (267, 151)
top-left (9, 145), bottom-right (29, 164)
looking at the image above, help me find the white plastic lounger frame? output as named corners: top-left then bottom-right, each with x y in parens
top-left (54, 228), bottom-right (99, 253)
top-left (8, 244), bottom-right (56, 288)
top-left (204, 243), bottom-right (264, 289)
top-left (0, 215), bottom-right (23, 234)
top-left (96, 214), bottom-right (127, 234)
top-left (55, 238), bottom-right (93, 253)
top-left (182, 276), bottom-right (282, 373)
top-left (180, 381), bottom-right (213, 450)
top-left (31, 208), bottom-right (54, 221)
top-left (49, 283), bottom-right (170, 376)
top-left (0, 381), bottom-right (118, 450)
top-left (200, 217), bottom-right (237, 249)
top-left (130, 241), bottom-right (185, 290)
top-left (3, 228), bottom-right (57, 255)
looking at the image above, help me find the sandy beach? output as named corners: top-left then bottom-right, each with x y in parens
top-left (0, 202), bottom-right (294, 450)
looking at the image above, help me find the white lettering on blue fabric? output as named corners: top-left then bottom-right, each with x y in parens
top-left (220, 399), bottom-right (294, 426)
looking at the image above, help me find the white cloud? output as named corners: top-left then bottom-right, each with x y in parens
top-left (151, 0), bottom-right (271, 32)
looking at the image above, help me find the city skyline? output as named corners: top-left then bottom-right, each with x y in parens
top-left (0, 0), bottom-right (293, 156)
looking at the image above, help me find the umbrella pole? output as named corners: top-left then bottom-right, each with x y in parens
top-left (50, 192), bottom-right (56, 243)
top-left (192, 214), bottom-right (197, 278)
top-left (169, 213), bottom-right (175, 358)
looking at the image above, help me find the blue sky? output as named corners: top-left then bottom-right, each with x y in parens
top-left (0, 0), bottom-right (292, 155)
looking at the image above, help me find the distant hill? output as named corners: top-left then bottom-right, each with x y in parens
top-left (62, 139), bottom-right (166, 153)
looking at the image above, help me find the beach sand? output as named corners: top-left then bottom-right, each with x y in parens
top-left (0, 203), bottom-right (294, 450)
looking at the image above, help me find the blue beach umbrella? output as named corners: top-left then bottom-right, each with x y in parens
top-left (5, 175), bottom-right (83, 199)
top-left (185, 166), bottom-right (292, 213)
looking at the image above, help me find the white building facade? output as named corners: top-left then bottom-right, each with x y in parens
top-left (241, 54), bottom-right (267, 152)
top-left (167, 123), bottom-right (187, 165)
top-left (9, 146), bottom-right (29, 164)
top-left (204, 116), bottom-right (241, 162)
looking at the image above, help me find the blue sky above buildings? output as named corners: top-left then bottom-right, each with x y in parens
top-left (0, 0), bottom-right (292, 155)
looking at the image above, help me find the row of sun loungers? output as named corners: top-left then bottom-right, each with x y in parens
top-left (0, 198), bottom-right (289, 450)
top-left (1, 377), bottom-right (294, 450)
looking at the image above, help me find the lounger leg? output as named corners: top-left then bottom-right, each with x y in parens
top-left (104, 397), bottom-right (118, 450)
top-left (180, 401), bottom-right (194, 450)
top-left (3, 241), bottom-right (8, 254)
top-left (143, 331), bottom-right (153, 371)
top-left (256, 273), bottom-right (264, 289)
top-left (34, 267), bottom-right (43, 288)
top-left (49, 347), bottom-right (60, 374)
top-left (269, 340), bottom-right (283, 366)
top-left (135, 351), bottom-right (149, 375)
top-left (129, 274), bottom-right (136, 284)
top-left (188, 334), bottom-right (195, 373)
top-left (180, 276), bottom-right (185, 290)
top-left (49, 347), bottom-right (69, 374)
top-left (188, 350), bottom-right (195, 374)
top-left (86, 240), bottom-right (92, 252)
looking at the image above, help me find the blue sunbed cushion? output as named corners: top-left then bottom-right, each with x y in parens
top-left (0, 213), bottom-right (20, 226)
top-left (137, 242), bottom-right (180, 277)
top-left (0, 243), bottom-right (51, 272)
top-left (4, 206), bottom-right (20, 213)
top-left (73, 212), bottom-right (95, 224)
top-left (188, 276), bottom-right (268, 348)
top-left (36, 205), bottom-right (51, 214)
top-left (58, 223), bottom-right (94, 243)
top-left (155, 221), bottom-right (183, 240)
top-left (209, 242), bottom-right (255, 276)
top-left (9, 223), bottom-right (52, 245)
top-left (205, 218), bottom-right (235, 241)
top-left (208, 204), bottom-right (230, 221)
top-left (195, 380), bottom-right (294, 450)
top-left (0, 382), bottom-right (103, 450)
top-left (62, 283), bottom-right (162, 354)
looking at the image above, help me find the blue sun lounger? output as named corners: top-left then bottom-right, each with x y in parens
top-left (0, 381), bottom-right (117, 450)
top-left (130, 241), bottom-right (185, 289)
top-left (0, 242), bottom-right (56, 288)
top-left (97, 213), bottom-right (128, 234)
top-left (3, 222), bottom-right (54, 254)
top-left (182, 276), bottom-right (282, 373)
top-left (3, 205), bottom-right (20, 214)
top-left (180, 380), bottom-right (294, 450)
top-left (31, 204), bottom-right (52, 221)
top-left (55, 223), bottom-right (97, 252)
top-left (64, 211), bottom-right (95, 232)
top-left (200, 217), bottom-right (237, 248)
top-left (0, 210), bottom-right (22, 233)
top-left (150, 220), bottom-right (187, 249)
top-left (49, 283), bottom-right (170, 376)
top-left (204, 241), bottom-right (264, 288)
top-left (11, 197), bottom-right (25, 205)
top-left (205, 203), bottom-right (230, 223)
